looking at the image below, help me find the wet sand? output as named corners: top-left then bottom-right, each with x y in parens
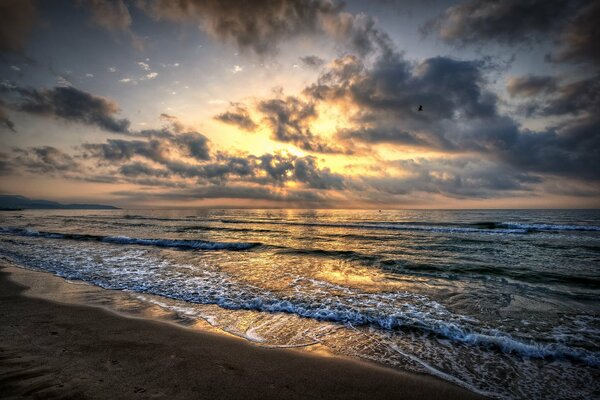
top-left (0, 263), bottom-right (485, 399)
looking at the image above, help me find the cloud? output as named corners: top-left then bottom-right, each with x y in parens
top-left (176, 132), bottom-right (211, 160)
top-left (299, 47), bottom-right (600, 181)
top-left (214, 103), bottom-right (258, 131)
top-left (0, 0), bottom-right (36, 52)
top-left (494, 115), bottom-right (600, 181)
top-left (247, 152), bottom-right (345, 189)
top-left (4, 85), bottom-right (131, 133)
top-left (423, 0), bottom-right (572, 46)
top-left (257, 95), bottom-right (348, 153)
top-left (308, 54), bottom-right (496, 122)
top-left (0, 101), bottom-right (16, 132)
top-left (81, 0), bottom-right (145, 49)
top-left (364, 157), bottom-right (541, 199)
top-left (12, 146), bottom-right (80, 174)
top-left (513, 75), bottom-right (600, 116)
top-left (119, 162), bottom-right (170, 178)
top-left (85, 0), bottom-right (132, 32)
top-left (82, 139), bottom-right (169, 163)
top-left (553, 1), bottom-right (600, 66)
top-left (506, 75), bottom-right (559, 97)
top-left (538, 75), bottom-right (600, 116)
top-left (80, 131), bottom-right (344, 189)
top-left (306, 54), bottom-right (498, 152)
top-left (136, 0), bottom-right (392, 57)
top-left (290, 155), bottom-right (345, 189)
top-left (136, 0), bottom-right (337, 55)
top-left (111, 184), bottom-right (332, 204)
top-left (0, 152), bottom-right (12, 175)
top-left (425, 0), bottom-right (598, 68)
top-left (82, 129), bottom-right (211, 164)
top-left (300, 55), bottom-right (325, 68)
top-left (320, 10), bottom-right (394, 58)
top-left (159, 113), bottom-right (185, 132)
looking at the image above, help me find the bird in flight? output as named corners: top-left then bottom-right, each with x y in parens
top-left (418, 105), bottom-right (423, 111)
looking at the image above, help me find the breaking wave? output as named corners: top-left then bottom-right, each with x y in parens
top-left (0, 227), bottom-right (260, 251)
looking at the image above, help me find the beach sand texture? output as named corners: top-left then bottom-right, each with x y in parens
top-left (0, 262), bottom-right (483, 399)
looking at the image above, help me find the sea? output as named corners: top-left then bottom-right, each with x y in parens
top-left (0, 209), bottom-right (598, 399)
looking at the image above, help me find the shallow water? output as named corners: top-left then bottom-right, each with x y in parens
top-left (1, 209), bottom-right (599, 399)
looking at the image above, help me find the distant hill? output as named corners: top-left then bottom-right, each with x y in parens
top-left (0, 195), bottom-right (119, 210)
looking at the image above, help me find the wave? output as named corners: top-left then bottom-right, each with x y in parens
top-left (496, 222), bottom-right (600, 232)
top-left (274, 247), bottom-right (377, 260)
top-left (378, 260), bottom-right (600, 288)
top-left (10, 244), bottom-right (600, 366)
top-left (220, 219), bottom-right (533, 234)
top-left (2, 237), bottom-right (598, 369)
top-left (176, 225), bottom-right (279, 234)
top-left (215, 219), bottom-right (600, 237)
top-left (40, 214), bottom-right (600, 234)
top-left (178, 293), bottom-right (599, 366)
top-left (0, 227), bottom-right (260, 251)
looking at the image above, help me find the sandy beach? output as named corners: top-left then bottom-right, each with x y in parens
top-left (0, 262), bottom-right (484, 400)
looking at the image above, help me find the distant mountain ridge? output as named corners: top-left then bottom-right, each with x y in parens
top-left (0, 195), bottom-right (119, 210)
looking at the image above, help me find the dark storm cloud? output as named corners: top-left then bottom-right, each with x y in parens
top-left (493, 116), bottom-right (600, 181)
top-left (136, 0), bottom-right (392, 57)
top-left (303, 49), bottom-right (599, 181)
top-left (506, 75), bottom-right (559, 98)
top-left (140, 114), bottom-right (211, 160)
top-left (214, 103), bottom-right (258, 131)
top-left (539, 75), bottom-right (600, 116)
top-left (256, 153), bottom-right (345, 189)
top-left (12, 146), bottom-right (80, 174)
top-left (0, 0), bottom-right (36, 52)
top-left (81, 139), bottom-right (169, 163)
top-left (306, 54), bottom-right (498, 152)
top-left (119, 162), bottom-right (170, 178)
top-left (425, 0), bottom-right (599, 68)
top-left (79, 0), bottom-right (145, 49)
top-left (5, 85), bottom-right (131, 133)
top-left (136, 0), bottom-right (340, 55)
top-left (112, 184), bottom-right (330, 204)
top-left (320, 10), bottom-right (395, 58)
top-left (81, 131), bottom-right (211, 164)
top-left (553, 1), bottom-right (600, 67)
top-left (337, 127), bottom-right (430, 148)
top-left (423, 0), bottom-right (573, 46)
top-left (300, 55), bottom-right (325, 68)
top-left (0, 152), bottom-right (12, 174)
top-left (0, 84), bottom-right (213, 161)
top-left (364, 157), bottom-right (541, 199)
top-left (0, 101), bottom-right (15, 132)
top-left (257, 95), bottom-right (348, 154)
top-left (81, 133), bottom-right (345, 189)
top-left (83, 0), bottom-right (132, 33)
top-left (176, 132), bottom-right (211, 161)
top-left (512, 75), bottom-right (600, 116)
top-left (307, 55), bottom-right (496, 123)
top-left (159, 113), bottom-right (184, 133)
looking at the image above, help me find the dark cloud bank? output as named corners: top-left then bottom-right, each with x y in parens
top-left (1, 0), bottom-right (598, 205)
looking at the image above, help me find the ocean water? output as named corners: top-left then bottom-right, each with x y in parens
top-left (0, 209), bottom-right (599, 399)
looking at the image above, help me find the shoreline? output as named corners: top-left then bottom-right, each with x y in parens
top-left (0, 261), bottom-right (485, 399)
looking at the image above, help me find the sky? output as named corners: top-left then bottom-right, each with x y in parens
top-left (0, 0), bottom-right (598, 208)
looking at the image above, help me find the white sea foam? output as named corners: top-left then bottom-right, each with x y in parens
top-left (0, 227), bottom-right (260, 251)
